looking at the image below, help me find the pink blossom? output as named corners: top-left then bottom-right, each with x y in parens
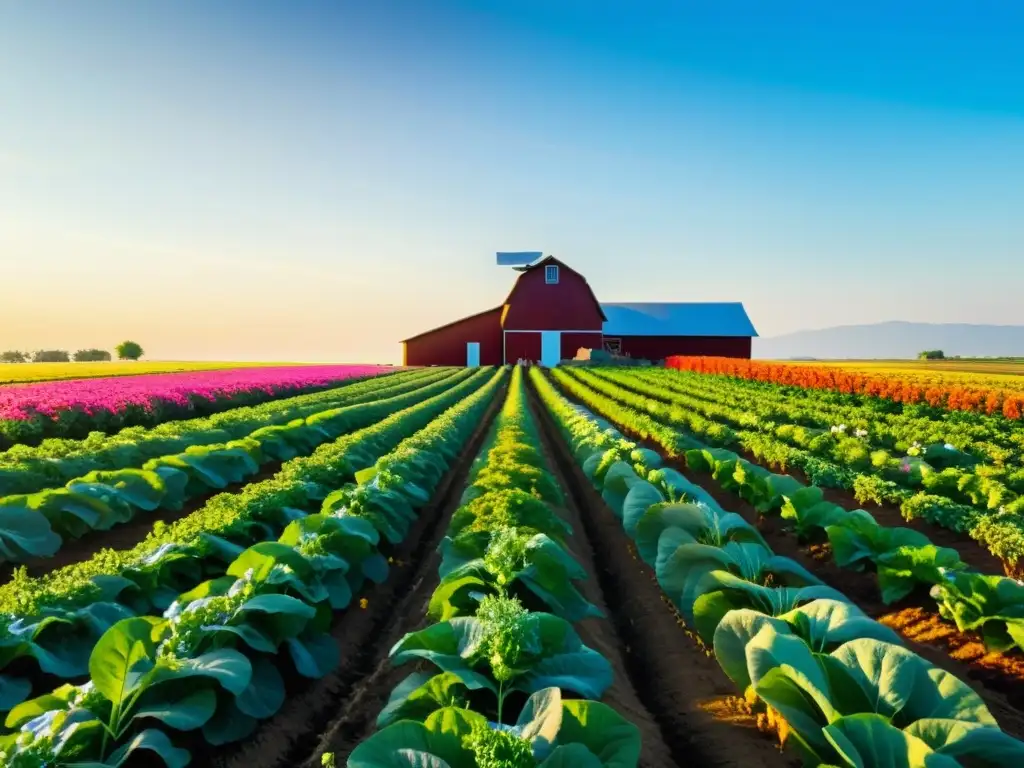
top-left (0, 365), bottom-right (390, 423)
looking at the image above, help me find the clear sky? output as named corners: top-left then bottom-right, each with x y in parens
top-left (2, 1), bottom-right (1022, 363)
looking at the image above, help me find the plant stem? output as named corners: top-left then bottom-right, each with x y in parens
top-left (497, 681), bottom-right (505, 724)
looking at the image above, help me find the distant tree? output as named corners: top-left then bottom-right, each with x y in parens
top-left (115, 340), bottom-right (144, 361)
top-left (73, 349), bottom-right (112, 362)
top-left (0, 350), bottom-right (28, 363)
top-left (918, 350), bottom-right (945, 360)
top-left (32, 350), bottom-right (71, 363)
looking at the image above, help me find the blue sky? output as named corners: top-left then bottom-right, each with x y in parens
top-left (1, 1), bottom-right (1022, 362)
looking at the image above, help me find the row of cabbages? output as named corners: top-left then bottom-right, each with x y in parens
top-left (568, 367), bottom-right (1024, 569)
top-left (0, 369), bottom-right (468, 564)
top-left (0, 369), bottom-right (505, 766)
top-left (346, 366), bottom-right (641, 767)
top-left (0, 368), bottom-right (499, 741)
top-left (532, 366), bottom-right (1024, 767)
top-left (553, 366), bottom-right (1024, 657)
top-left (0, 368), bottom-right (453, 497)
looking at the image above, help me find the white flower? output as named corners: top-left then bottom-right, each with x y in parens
top-left (163, 601), bottom-right (183, 620)
top-left (854, 428), bottom-right (868, 438)
top-left (227, 578), bottom-right (248, 598)
top-left (944, 443), bottom-right (956, 451)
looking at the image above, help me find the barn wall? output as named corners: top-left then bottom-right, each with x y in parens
top-left (504, 332), bottom-right (542, 363)
top-left (560, 332), bottom-right (604, 361)
top-left (403, 308), bottom-right (503, 366)
top-left (502, 263), bottom-right (604, 331)
top-left (615, 335), bottom-right (752, 361)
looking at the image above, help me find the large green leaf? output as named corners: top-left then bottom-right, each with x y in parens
top-left (746, 624), bottom-right (837, 754)
top-left (349, 706), bottom-right (486, 768)
top-left (287, 633), bottom-right (340, 678)
top-left (906, 719), bottom-right (1024, 765)
top-left (89, 616), bottom-right (163, 710)
top-left (823, 713), bottom-right (960, 768)
top-left (0, 505), bottom-right (62, 561)
top-left (377, 672), bottom-right (470, 728)
top-left (552, 699), bottom-right (641, 768)
top-left (73, 728), bottom-right (191, 768)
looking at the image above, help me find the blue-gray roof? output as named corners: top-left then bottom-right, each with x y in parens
top-left (601, 303), bottom-right (758, 338)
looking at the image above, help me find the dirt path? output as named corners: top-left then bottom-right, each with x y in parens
top-left (526, 382), bottom-right (798, 768)
top-left (201, 385), bottom-right (507, 768)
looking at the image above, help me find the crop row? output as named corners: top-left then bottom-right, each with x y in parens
top-left (667, 356), bottom-right (1024, 421)
top-left (0, 365), bottom-right (394, 448)
top-left (0, 367), bottom-right (451, 497)
top-left (532, 366), bottom-right (1024, 766)
top-left (0, 368), bottom-right (472, 564)
top-left (0, 368), bottom-right (507, 766)
top-left (631, 367), bottom-right (1024, 467)
top-left (569, 367), bottom-right (1024, 570)
top-left (550, 367), bottom-right (1024, 656)
top-left (0, 367), bottom-right (498, 715)
top-left (346, 365), bottom-right (640, 767)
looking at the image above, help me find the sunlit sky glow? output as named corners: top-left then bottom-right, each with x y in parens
top-left (2, 1), bottom-right (1022, 363)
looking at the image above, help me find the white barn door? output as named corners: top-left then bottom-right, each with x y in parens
top-left (540, 332), bottom-right (561, 367)
top-left (466, 342), bottom-right (481, 368)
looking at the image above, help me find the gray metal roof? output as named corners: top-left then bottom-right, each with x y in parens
top-left (601, 302), bottom-right (758, 338)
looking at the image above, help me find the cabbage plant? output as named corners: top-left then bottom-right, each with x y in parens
top-left (827, 513), bottom-right (966, 603)
top-left (727, 624), bottom-right (1023, 765)
top-left (389, 594), bottom-right (611, 725)
top-left (429, 527), bottom-right (601, 623)
top-left (930, 570), bottom-right (1024, 653)
top-left (352, 688), bottom-right (640, 768)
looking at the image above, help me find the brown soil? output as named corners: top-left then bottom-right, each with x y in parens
top-left (526, 383), bottom-right (797, 767)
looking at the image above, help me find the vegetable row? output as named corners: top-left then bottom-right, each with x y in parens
top-left (0, 368), bottom-right (471, 564)
top-left (570, 367), bottom-right (1024, 571)
top-left (0, 367), bottom-right (499, 716)
top-left (550, 367), bottom-right (1024, 657)
top-left (626, 367), bottom-right (1024, 469)
top-left (347, 366), bottom-right (641, 768)
top-left (0, 368), bottom-right (507, 767)
top-left (0, 368), bottom-right (451, 497)
top-left (532, 366), bottom-right (1024, 767)
top-left (666, 355), bottom-right (1024, 421)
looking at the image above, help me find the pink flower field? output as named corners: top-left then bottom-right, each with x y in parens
top-left (0, 365), bottom-right (389, 422)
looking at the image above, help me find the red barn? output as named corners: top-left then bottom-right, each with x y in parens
top-left (401, 255), bottom-right (757, 366)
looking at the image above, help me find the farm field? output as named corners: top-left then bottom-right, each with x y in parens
top-left (0, 364), bottom-right (395, 448)
top-left (4, 363), bottom-right (1024, 767)
top-left (0, 361), bottom-right (324, 386)
top-left (782, 358), bottom-right (1024, 379)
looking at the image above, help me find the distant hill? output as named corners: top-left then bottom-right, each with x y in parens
top-left (753, 322), bottom-right (1024, 360)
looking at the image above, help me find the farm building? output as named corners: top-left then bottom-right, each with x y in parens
top-left (401, 255), bottom-right (757, 366)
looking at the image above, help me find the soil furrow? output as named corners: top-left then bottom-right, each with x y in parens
top-left (526, 378), bottom-right (798, 768)
top-left (202, 384), bottom-right (507, 768)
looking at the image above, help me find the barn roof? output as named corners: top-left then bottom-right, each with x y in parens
top-left (400, 306), bottom-right (503, 343)
top-left (601, 302), bottom-right (758, 338)
top-left (505, 257), bottom-right (607, 321)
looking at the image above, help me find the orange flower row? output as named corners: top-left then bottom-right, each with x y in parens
top-left (664, 356), bottom-right (1024, 421)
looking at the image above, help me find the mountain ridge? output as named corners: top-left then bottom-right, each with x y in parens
top-left (752, 321), bottom-right (1024, 360)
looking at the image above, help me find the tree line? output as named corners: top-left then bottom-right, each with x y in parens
top-left (0, 341), bottom-right (145, 364)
